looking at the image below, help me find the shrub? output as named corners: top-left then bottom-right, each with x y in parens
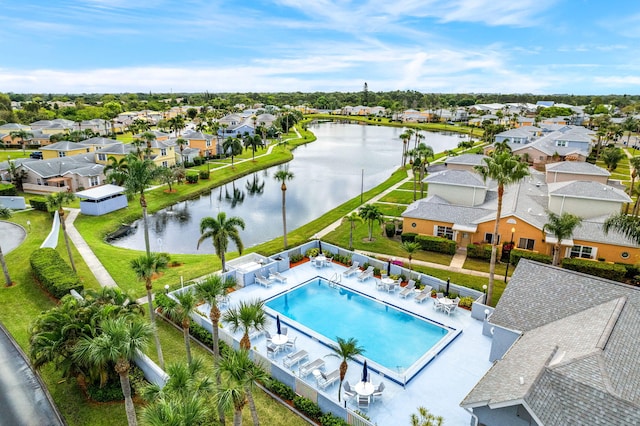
top-left (199, 169), bottom-right (210, 179)
top-left (87, 379), bottom-right (124, 402)
top-left (562, 258), bottom-right (627, 282)
top-left (30, 248), bottom-right (83, 298)
top-left (290, 253), bottom-right (304, 263)
top-left (617, 263), bottom-right (640, 280)
top-left (401, 232), bottom-right (417, 242)
top-left (510, 249), bottom-right (553, 266)
top-left (320, 413), bottom-right (349, 426)
top-left (0, 183), bottom-right (17, 196)
top-left (185, 173), bottom-right (199, 183)
top-left (459, 296), bottom-right (474, 309)
top-left (467, 243), bottom-right (492, 260)
top-left (305, 248), bottom-right (320, 258)
top-left (266, 379), bottom-right (296, 401)
top-left (384, 222), bottom-right (395, 237)
top-left (30, 197), bottom-right (49, 212)
top-left (415, 235), bottom-right (456, 255)
top-left (193, 156), bottom-right (205, 166)
top-left (293, 396), bottom-right (322, 421)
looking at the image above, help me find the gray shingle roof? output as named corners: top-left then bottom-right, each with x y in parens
top-left (443, 153), bottom-right (487, 167)
top-left (21, 154), bottom-right (96, 178)
top-left (546, 161), bottom-right (611, 176)
top-left (423, 169), bottom-right (486, 187)
top-left (40, 141), bottom-right (86, 151)
top-left (548, 180), bottom-right (631, 202)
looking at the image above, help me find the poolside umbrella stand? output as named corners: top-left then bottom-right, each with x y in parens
top-left (276, 315), bottom-right (282, 335)
top-left (445, 278), bottom-right (450, 297)
top-left (362, 360), bottom-right (368, 382)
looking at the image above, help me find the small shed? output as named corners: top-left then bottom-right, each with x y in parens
top-left (76, 184), bottom-right (127, 216)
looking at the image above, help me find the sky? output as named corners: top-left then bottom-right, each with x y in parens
top-left (1, 0), bottom-right (639, 95)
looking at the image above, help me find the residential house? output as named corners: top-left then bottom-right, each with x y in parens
top-left (40, 141), bottom-right (93, 159)
top-left (461, 260), bottom-right (640, 425)
top-left (180, 131), bottom-right (217, 158)
top-left (545, 161), bottom-right (610, 184)
top-left (95, 140), bottom-right (176, 168)
top-left (29, 119), bottom-right (75, 135)
top-left (443, 154), bottom-right (488, 172)
top-left (401, 165), bottom-right (638, 264)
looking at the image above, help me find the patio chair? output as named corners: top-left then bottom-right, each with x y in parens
top-left (343, 381), bottom-right (356, 400)
top-left (317, 368), bottom-right (340, 390)
top-left (375, 279), bottom-right (385, 291)
top-left (284, 336), bottom-right (297, 351)
top-left (283, 349), bottom-right (309, 368)
top-left (324, 257), bottom-right (333, 267)
top-left (279, 327), bottom-right (288, 336)
top-left (398, 282), bottom-right (416, 298)
top-left (357, 266), bottom-right (374, 282)
top-left (414, 286), bottom-right (433, 303)
top-left (343, 261), bottom-right (360, 277)
top-left (299, 358), bottom-right (326, 377)
top-left (269, 268), bottom-right (287, 284)
top-left (266, 343), bottom-right (280, 359)
top-left (372, 382), bottom-right (385, 400)
top-left (265, 331), bottom-right (272, 343)
top-left (255, 273), bottom-right (273, 288)
top-left (357, 394), bottom-right (370, 409)
top-left (387, 278), bottom-right (401, 293)
top-left (445, 297), bottom-right (460, 316)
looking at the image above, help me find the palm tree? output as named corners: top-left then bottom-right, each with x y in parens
top-left (45, 191), bottom-right (77, 272)
top-left (399, 131), bottom-right (412, 166)
top-left (104, 155), bottom-right (129, 185)
top-left (222, 299), bottom-right (267, 350)
top-left (0, 206), bottom-right (13, 286)
top-left (130, 253), bottom-right (168, 369)
top-left (415, 143), bottom-right (434, 197)
top-left (604, 213), bottom-right (640, 245)
top-left (9, 129), bottom-right (33, 154)
top-left (628, 156), bottom-right (640, 197)
top-left (138, 131), bottom-right (157, 159)
top-left (164, 290), bottom-right (198, 365)
top-left (197, 212), bottom-right (245, 272)
top-left (345, 212), bottom-right (364, 250)
top-left (243, 134), bottom-right (263, 161)
top-left (74, 316), bottom-right (152, 426)
top-left (601, 147), bottom-right (625, 171)
top-left (474, 151), bottom-right (529, 305)
top-left (195, 274), bottom-right (235, 425)
top-left (402, 241), bottom-right (421, 275)
top-left (410, 406), bottom-right (444, 426)
top-left (176, 138), bottom-right (188, 164)
top-left (214, 351), bottom-right (248, 426)
top-left (223, 136), bottom-right (243, 167)
top-left (122, 154), bottom-right (159, 256)
top-left (358, 204), bottom-right (384, 241)
top-left (274, 169), bottom-right (294, 249)
top-left (327, 337), bottom-right (364, 402)
top-left (542, 212), bottom-right (583, 266)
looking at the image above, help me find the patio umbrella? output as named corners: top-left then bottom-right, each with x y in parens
top-left (387, 260), bottom-right (391, 276)
top-left (318, 239), bottom-right (323, 254)
top-left (362, 360), bottom-right (368, 383)
top-left (276, 315), bottom-right (282, 335)
top-left (445, 278), bottom-right (450, 296)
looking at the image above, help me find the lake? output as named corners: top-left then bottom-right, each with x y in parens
top-left (109, 122), bottom-right (464, 253)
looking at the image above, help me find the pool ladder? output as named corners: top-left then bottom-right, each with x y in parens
top-left (328, 273), bottom-right (342, 288)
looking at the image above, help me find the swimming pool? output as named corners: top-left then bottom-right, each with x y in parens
top-left (265, 278), bottom-right (459, 384)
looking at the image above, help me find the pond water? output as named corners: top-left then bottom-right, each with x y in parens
top-left (109, 122), bottom-right (464, 253)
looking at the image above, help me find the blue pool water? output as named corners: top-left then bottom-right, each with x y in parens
top-left (265, 278), bottom-right (450, 373)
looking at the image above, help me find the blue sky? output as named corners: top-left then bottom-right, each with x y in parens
top-left (1, 0), bottom-right (639, 95)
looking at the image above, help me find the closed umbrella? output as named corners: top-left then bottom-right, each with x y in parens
top-left (276, 315), bottom-right (281, 335)
top-left (362, 360), bottom-right (368, 383)
top-left (445, 278), bottom-right (450, 297)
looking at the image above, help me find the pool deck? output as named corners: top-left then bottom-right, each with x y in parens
top-left (214, 261), bottom-right (493, 425)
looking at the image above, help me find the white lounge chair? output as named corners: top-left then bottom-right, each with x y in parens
top-left (299, 358), bottom-right (325, 377)
top-left (283, 349), bottom-right (309, 368)
top-left (398, 282), bottom-right (416, 298)
top-left (317, 368), bottom-right (340, 389)
top-left (343, 261), bottom-right (360, 277)
top-left (414, 286), bottom-right (433, 303)
top-left (255, 273), bottom-right (273, 288)
top-left (357, 266), bottom-right (374, 282)
top-left (269, 268), bottom-right (287, 284)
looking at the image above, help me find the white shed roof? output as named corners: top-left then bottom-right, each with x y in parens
top-left (75, 184), bottom-right (125, 200)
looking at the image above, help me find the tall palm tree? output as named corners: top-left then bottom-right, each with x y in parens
top-left (399, 131), bottom-right (412, 166)
top-left (195, 274), bottom-right (235, 425)
top-left (0, 206), bottom-right (13, 286)
top-left (243, 134), bottom-right (263, 161)
top-left (274, 169), bottom-right (294, 249)
top-left (601, 147), bottom-right (625, 171)
top-left (9, 129), bottom-right (33, 154)
top-left (197, 212), bottom-right (245, 272)
top-left (216, 348), bottom-right (269, 426)
top-left (345, 212), bottom-right (364, 250)
top-left (358, 204), bottom-right (384, 241)
top-left (214, 352), bottom-right (248, 426)
top-left (45, 191), bottom-right (77, 272)
top-left (222, 299), bottom-right (267, 350)
top-left (542, 212), bottom-right (582, 266)
top-left (415, 143), bottom-right (434, 197)
top-left (130, 253), bottom-right (168, 369)
top-left (74, 316), bottom-right (152, 426)
top-left (474, 151), bottom-right (529, 305)
top-left (327, 337), bottom-right (364, 402)
top-left (223, 136), bottom-right (243, 167)
top-left (138, 131), bottom-right (157, 160)
top-left (604, 213), bottom-right (640, 245)
top-left (103, 155), bottom-right (129, 185)
top-left (402, 241), bottom-right (421, 275)
top-left (176, 138), bottom-right (188, 164)
top-left (122, 154), bottom-right (159, 256)
top-left (164, 290), bottom-right (198, 365)
top-left (628, 156), bottom-right (640, 197)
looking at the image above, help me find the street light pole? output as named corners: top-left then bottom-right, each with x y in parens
top-left (504, 227), bottom-right (515, 283)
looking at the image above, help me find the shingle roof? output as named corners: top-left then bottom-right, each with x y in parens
top-left (20, 154), bottom-right (96, 178)
top-left (423, 169), bottom-right (486, 187)
top-left (40, 141), bottom-right (85, 151)
top-left (462, 261), bottom-right (640, 423)
top-left (443, 153), bottom-right (487, 167)
top-left (548, 180), bottom-right (631, 202)
top-left (545, 161), bottom-right (611, 176)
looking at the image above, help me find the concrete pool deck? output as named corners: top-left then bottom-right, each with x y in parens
top-left (209, 260), bottom-right (493, 425)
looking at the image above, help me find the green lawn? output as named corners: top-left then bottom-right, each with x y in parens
top-left (378, 189), bottom-right (419, 204)
top-left (374, 202), bottom-right (408, 218)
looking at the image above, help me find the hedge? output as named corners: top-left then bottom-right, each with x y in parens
top-left (415, 235), bottom-right (456, 255)
top-left (185, 173), bottom-right (199, 184)
top-left (30, 248), bottom-right (83, 298)
top-left (467, 243), bottom-right (492, 260)
top-left (0, 183), bottom-right (17, 196)
top-left (30, 197), bottom-right (49, 212)
top-left (510, 249), bottom-right (553, 266)
top-left (199, 170), bottom-right (210, 179)
top-left (562, 258), bottom-right (627, 282)
top-left (400, 232), bottom-right (417, 243)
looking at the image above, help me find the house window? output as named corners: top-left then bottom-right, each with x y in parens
top-left (161, 148), bottom-right (167, 156)
top-left (162, 161), bottom-right (168, 168)
top-left (206, 140), bottom-right (211, 147)
top-left (621, 251), bottom-right (630, 259)
top-left (517, 238), bottom-right (535, 250)
top-left (555, 140), bottom-right (567, 147)
top-left (97, 153), bottom-right (107, 161)
top-left (485, 233), bottom-right (501, 244)
top-left (58, 152), bottom-right (66, 157)
top-left (89, 176), bottom-right (99, 187)
top-left (36, 178), bottom-right (43, 185)
top-left (435, 226), bottom-right (454, 240)
top-left (570, 245), bottom-right (594, 259)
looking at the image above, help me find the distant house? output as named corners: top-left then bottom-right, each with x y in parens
top-left (40, 141), bottom-right (92, 160)
top-left (443, 154), bottom-right (488, 172)
top-left (180, 131), bottom-right (217, 158)
top-left (461, 260), bottom-right (640, 425)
